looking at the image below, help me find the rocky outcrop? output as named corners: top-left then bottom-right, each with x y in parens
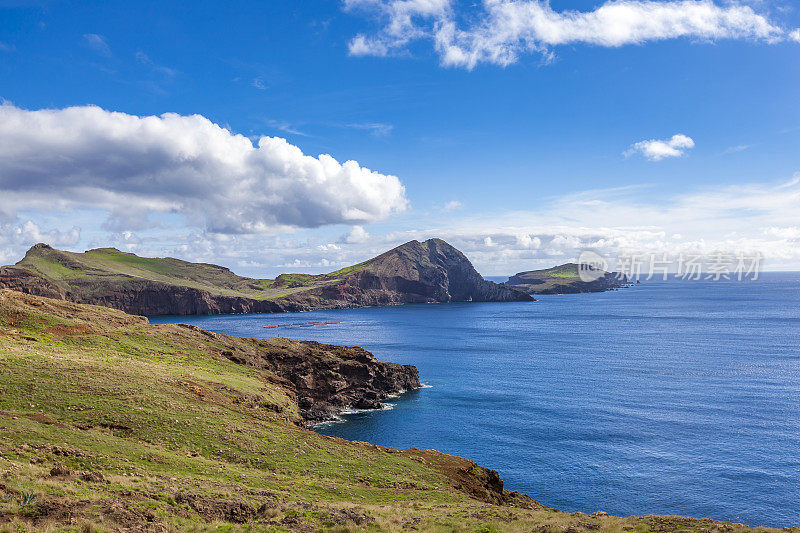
top-left (186, 329), bottom-right (421, 423)
top-left (261, 339), bottom-right (420, 423)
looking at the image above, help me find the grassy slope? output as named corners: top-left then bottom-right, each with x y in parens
top-left (13, 245), bottom-right (355, 301)
top-left (513, 264), bottom-right (582, 281)
top-left (535, 264), bottom-right (581, 279)
top-left (0, 291), bottom-right (785, 532)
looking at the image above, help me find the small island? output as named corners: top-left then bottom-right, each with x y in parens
top-left (504, 263), bottom-right (629, 295)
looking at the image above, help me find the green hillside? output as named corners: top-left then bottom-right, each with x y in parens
top-left (13, 244), bottom-right (355, 301)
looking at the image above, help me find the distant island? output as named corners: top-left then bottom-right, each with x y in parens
top-left (0, 239), bottom-right (532, 316)
top-left (504, 263), bottom-right (628, 295)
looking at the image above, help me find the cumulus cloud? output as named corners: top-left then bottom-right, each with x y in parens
top-left (0, 103), bottom-right (408, 234)
top-left (0, 221), bottom-right (80, 264)
top-left (626, 134), bottom-right (695, 161)
top-left (346, 0), bottom-right (796, 69)
top-left (340, 225), bottom-right (371, 244)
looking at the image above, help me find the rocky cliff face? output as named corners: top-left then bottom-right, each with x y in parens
top-left (242, 338), bottom-right (420, 424)
top-left (67, 281), bottom-right (305, 316)
top-left (0, 266), bottom-right (68, 300)
top-left (175, 325), bottom-right (421, 423)
top-left (0, 239), bottom-right (532, 316)
top-left (279, 239), bottom-right (533, 309)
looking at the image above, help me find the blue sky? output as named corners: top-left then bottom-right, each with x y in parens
top-left (1, 0), bottom-right (799, 275)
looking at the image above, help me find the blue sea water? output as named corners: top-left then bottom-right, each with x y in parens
top-left (150, 274), bottom-right (800, 527)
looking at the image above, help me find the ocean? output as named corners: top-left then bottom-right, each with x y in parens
top-left (150, 273), bottom-right (800, 527)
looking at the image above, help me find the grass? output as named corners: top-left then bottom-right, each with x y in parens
top-left (519, 264), bottom-right (581, 279)
top-left (10, 245), bottom-right (344, 301)
top-left (0, 289), bottom-right (792, 531)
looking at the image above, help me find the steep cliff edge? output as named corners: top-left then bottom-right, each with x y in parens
top-left (0, 240), bottom-right (532, 315)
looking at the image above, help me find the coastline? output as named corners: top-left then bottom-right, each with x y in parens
top-left (0, 289), bottom-right (796, 529)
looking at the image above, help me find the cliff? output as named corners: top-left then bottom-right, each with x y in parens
top-left (174, 324), bottom-right (421, 423)
top-left (279, 238), bottom-right (533, 309)
top-left (505, 263), bottom-right (628, 295)
top-left (0, 239), bottom-right (532, 316)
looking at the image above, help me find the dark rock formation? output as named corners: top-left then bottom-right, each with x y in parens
top-left (67, 281), bottom-right (305, 316)
top-left (194, 330), bottom-right (421, 423)
top-left (280, 239), bottom-right (533, 309)
top-left (0, 266), bottom-right (67, 300)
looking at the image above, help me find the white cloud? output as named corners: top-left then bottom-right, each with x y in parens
top-left (346, 0), bottom-right (450, 56)
top-left (277, 258), bottom-right (342, 269)
top-left (0, 103), bottom-right (408, 234)
top-left (266, 119), bottom-right (310, 137)
top-left (108, 231), bottom-right (142, 252)
top-left (83, 33), bottom-right (112, 58)
top-left (764, 226), bottom-right (800, 240)
top-left (515, 233), bottom-right (541, 249)
top-left (349, 34), bottom-right (389, 56)
top-left (340, 225), bottom-right (371, 244)
top-left (347, 0), bottom-right (796, 69)
top-left (0, 221), bottom-right (80, 264)
top-left (626, 134), bottom-right (695, 161)
top-left (9, 174), bottom-right (796, 277)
